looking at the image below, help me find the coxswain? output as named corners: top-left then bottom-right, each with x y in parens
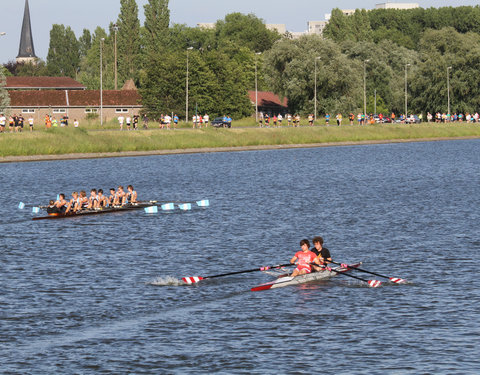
top-left (46, 200), bottom-right (56, 214)
top-left (97, 189), bottom-right (108, 208)
top-left (311, 236), bottom-right (332, 272)
top-left (124, 185), bottom-right (137, 205)
top-left (65, 192), bottom-right (79, 213)
top-left (290, 239), bottom-right (321, 278)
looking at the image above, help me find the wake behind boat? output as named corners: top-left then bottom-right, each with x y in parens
top-left (250, 262), bottom-right (362, 291)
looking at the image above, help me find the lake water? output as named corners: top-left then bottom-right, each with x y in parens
top-left (1, 140), bottom-right (479, 374)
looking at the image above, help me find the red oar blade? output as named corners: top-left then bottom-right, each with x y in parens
top-left (389, 277), bottom-right (407, 284)
top-left (367, 280), bottom-right (382, 288)
top-left (182, 276), bottom-right (204, 284)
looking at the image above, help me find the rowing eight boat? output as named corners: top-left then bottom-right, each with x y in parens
top-left (31, 202), bottom-right (155, 221)
top-left (250, 262), bottom-right (362, 291)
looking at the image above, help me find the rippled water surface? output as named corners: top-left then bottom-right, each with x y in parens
top-left (1, 140), bottom-right (479, 374)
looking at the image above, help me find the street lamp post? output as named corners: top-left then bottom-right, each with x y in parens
top-left (363, 59), bottom-right (370, 118)
top-left (113, 24), bottom-right (119, 90)
top-left (447, 66), bottom-right (452, 116)
top-left (186, 47), bottom-right (193, 123)
top-left (405, 63), bottom-right (411, 117)
top-left (100, 38), bottom-right (105, 126)
top-left (255, 52), bottom-right (262, 124)
top-left (314, 56), bottom-right (321, 123)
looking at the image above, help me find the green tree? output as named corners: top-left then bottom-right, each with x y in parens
top-left (215, 13), bottom-right (281, 52)
top-left (46, 24), bottom-right (80, 77)
top-left (0, 66), bottom-right (10, 114)
top-left (79, 29), bottom-right (92, 58)
top-left (323, 8), bottom-right (353, 43)
top-left (143, 0), bottom-right (170, 54)
top-left (117, 0), bottom-right (142, 85)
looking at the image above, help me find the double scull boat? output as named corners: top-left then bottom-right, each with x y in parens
top-left (251, 262), bottom-right (362, 291)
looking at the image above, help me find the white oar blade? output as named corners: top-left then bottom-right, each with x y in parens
top-left (178, 203), bottom-right (192, 211)
top-left (32, 207), bottom-right (41, 214)
top-left (390, 277), bottom-right (407, 284)
top-left (182, 276), bottom-right (204, 284)
top-left (161, 203), bottom-right (175, 211)
top-left (18, 202), bottom-right (26, 210)
top-left (368, 280), bottom-right (382, 288)
top-left (144, 206), bottom-right (158, 214)
top-left (196, 199), bottom-right (210, 207)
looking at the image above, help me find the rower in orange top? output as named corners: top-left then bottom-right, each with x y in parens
top-left (124, 185), bottom-right (137, 205)
top-left (290, 239), bottom-right (322, 278)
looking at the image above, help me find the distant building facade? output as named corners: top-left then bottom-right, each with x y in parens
top-left (376, 2), bottom-right (419, 9)
top-left (248, 91), bottom-right (288, 115)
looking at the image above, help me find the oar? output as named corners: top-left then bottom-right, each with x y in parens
top-left (325, 266), bottom-right (382, 288)
top-left (182, 263), bottom-right (294, 284)
top-left (327, 260), bottom-right (406, 284)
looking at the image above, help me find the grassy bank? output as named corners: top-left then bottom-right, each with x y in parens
top-left (0, 123), bottom-right (479, 158)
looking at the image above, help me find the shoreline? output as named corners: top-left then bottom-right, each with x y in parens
top-left (1, 136), bottom-right (478, 163)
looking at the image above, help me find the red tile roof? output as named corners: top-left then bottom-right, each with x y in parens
top-left (8, 90), bottom-right (142, 107)
top-left (248, 90), bottom-right (288, 107)
top-left (6, 76), bottom-right (86, 90)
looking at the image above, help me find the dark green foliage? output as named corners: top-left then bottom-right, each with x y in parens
top-left (46, 24), bottom-right (80, 77)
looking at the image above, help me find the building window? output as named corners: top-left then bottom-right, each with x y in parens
top-left (53, 109), bottom-right (66, 114)
top-left (115, 108), bottom-right (129, 113)
top-left (85, 108), bottom-right (99, 113)
top-left (22, 109), bottom-right (35, 113)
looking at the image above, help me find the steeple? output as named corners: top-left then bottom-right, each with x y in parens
top-left (17, 0), bottom-right (37, 64)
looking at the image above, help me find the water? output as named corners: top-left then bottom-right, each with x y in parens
top-left (1, 140), bottom-right (479, 374)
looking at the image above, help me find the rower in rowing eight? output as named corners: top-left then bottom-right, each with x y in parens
top-left (124, 185), bottom-right (137, 205)
top-left (311, 236), bottom-right (332, 272)
top-left (47, 194), bottom-right (68, 214)
top-left (290, 239), bottom-right (322, 278)
top-left (75, 190), bottom-right (89, 211)
top-left (97, 189), bottom-right (108, 208)
top-left (87, 189), bottom-right (98, 209)
top-left (108, 188), bottom-right (116, 207)
top-left (65, 191), bottom-right (79, 213)
top-left (113, 186), bottom-right (126, 206)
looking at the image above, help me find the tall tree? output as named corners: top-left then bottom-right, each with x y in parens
top-left (46, 24), bottom-right (80, 77)
top-left (79, 29), bottom-right (92, 58)
top-left (143, 0), bottom-right (170, 54)
top-left (117, 0), bottom-right (142, 85)
top-left (0, 67), bottom-right (10, 114)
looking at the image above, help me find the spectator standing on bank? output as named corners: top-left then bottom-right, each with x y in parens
top-left (0, 113), bottom-right (5, 133)
top-left (273, 114), bottom-right (278, 127)
top-left (278, 114), bottom-right (283, 126)
top-left (336, 113), bottom-right (342, 126)
top-left (142, 114), bottom-right (149, 129)
top-left (349, 113), bottom-right (354, 125)
top-left (204, 113), bottom-right (209, 127)
top-left (133, 114), bottom-right (139, 130)
top-left (118, 115), bottom-right (125, 130)
top-left (173, 114), bottom-right (179, 129)
top-left (126, 115), bottom-right (132, 130)
top-left (28, 116), bottom-right (34, 132)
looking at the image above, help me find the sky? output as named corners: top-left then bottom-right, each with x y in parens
top-left (1, 0), bottom-right (479, 64)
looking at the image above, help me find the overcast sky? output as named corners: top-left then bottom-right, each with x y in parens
top-left (1, 0), bottom-right (479, 64)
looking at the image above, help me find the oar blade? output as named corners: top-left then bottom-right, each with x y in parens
top-left (182, 276), bottom-right (204, 284)
top-left (196, 199), bottom-right (210, 207)
top-left (32, 207), bottom-right (41, 214)
top-left (389, 277), bottom-right (407, 284)
top-left (144, 206), bottom-right (158, 214)
top-left (18, 202), bottom-right (26, 210)
top-left (367, 280), bottom-right (382, 288)
top-left (178, 203), bottom-right (192, 211)
top-left (161, 203), bottom-right (175, 211)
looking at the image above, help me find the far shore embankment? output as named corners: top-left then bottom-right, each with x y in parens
top-left (1, 123), bottom-right (479, 163)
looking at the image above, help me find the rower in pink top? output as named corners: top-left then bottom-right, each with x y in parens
top-left (290, 239), bottom-right (321, 278)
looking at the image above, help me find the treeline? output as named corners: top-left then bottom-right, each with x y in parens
top-left (3, 3), bottom-right (480, 118)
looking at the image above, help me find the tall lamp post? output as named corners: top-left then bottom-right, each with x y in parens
top-left (363, 59), bottom-right (370, 118)
top-left (186, 47), bottom-right (193, 123)
top-left (100, 37), bottom-right (105, 126)
top-left (314, 56), bottom-right (321, 123)
top-left (447, 66), bottom-right (452, 115)
top-left (255, 52), bottom-right (262, 124)
top-left (113, 24), bottom-right (118, 90)
top-left (405, 63), bottom-right (411, 117)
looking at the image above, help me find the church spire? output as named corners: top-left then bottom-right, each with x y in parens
top-left (17, 0), bottom-right (37, 63)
